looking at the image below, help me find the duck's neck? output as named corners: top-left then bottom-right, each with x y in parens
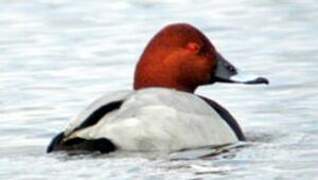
top-left (134, 82), bottom-right (196, 93)
top-left (133, 67), bottom-right (197, 93)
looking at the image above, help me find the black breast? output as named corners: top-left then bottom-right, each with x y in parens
top-left (198, 96), bottom-right (246, 141)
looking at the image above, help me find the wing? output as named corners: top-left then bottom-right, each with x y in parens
top-left (47, 90), bottom-right (132, 153)
top-left (47, 88), bottom-right (240, 153)
top-left (59, 88), bottom-right (239, 152)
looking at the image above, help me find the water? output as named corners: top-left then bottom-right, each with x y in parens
top-left (1, 0), bottom-right (318, 179)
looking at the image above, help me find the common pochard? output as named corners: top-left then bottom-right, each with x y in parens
top-left (47, 23), bottom-right (268, 153)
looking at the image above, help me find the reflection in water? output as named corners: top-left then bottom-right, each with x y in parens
top-left (1, 0), bottom-right (318, 179)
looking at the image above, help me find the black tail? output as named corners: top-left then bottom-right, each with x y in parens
top-left (47, 132), bottom-right (65, 153)
top-left (47, 132), bottom-right (117, 154)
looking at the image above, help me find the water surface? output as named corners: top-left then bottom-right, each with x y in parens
top-left (1, 0), bottom-right (318, 179)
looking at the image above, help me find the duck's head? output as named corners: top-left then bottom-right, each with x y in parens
top-left (134, 23), bottom-right (269, 93)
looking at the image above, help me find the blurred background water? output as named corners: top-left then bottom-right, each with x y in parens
top-left (1, 0), bottom-right (318, 179)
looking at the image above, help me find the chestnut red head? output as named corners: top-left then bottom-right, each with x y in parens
top-left (134, 23), bottom-right (268, 93)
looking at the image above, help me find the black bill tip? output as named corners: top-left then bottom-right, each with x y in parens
top-left (243, 77), bottom-right (269, 85)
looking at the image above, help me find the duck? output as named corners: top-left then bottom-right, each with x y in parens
top-left (47, 23), bottom-right (268, 154)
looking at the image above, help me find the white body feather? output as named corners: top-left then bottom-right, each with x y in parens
top-left (64, 88), bottom-right (238, 152)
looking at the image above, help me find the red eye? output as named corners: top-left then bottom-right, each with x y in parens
top-left (186, 42), bottom-right (200, 53)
